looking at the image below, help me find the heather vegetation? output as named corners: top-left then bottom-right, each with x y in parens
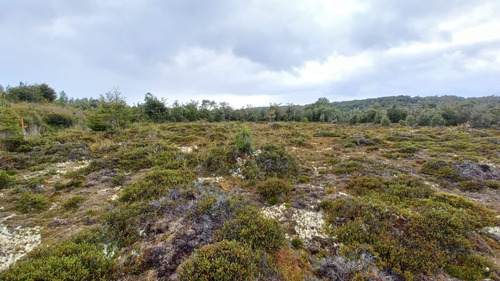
top-left (1, 82), bottom-right (500, 280)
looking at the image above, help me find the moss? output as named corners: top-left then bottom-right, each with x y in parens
top-left (178, 240), bottom-right (259, 281)
top-left (0, 230), bottom-right (114, 281)
top-left (120, 168), bottom-right (196, 202)
top-left (16, 193), bottom-right (49, 213)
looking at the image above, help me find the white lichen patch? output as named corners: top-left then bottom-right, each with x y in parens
top-left (231, 157), bottom-right (246, 179)
top-left (179, 145), bottom-right (198, 153)
top-left (197, 177), bottom-right (225, 183)
top-left (483, 226), bottom-right (500, 243)
top-left (54, 160), bottom-right (90, 175)
top-left (262, 204), bottom-right (328, 242)
top-left (0, 215), bottom-right (42, 271)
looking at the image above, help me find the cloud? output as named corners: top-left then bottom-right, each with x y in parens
top-left (0, 0), bottom-right (499, 107)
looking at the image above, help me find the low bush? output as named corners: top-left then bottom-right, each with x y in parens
top-left (0, 170), bottom-right (12, 189)
top-left (256, 178), bottom-right (292, 202)
top-left (0, 231), bottom-right (114, 280)
top-left (321, 187), bottom-right (496, 279)
top-left (420, 160), bottom-right (461, 181)
top-left (54, 179), bottom-right (82, 190)
top-left (251, 144), bottom-right (299, 180)
top-left (103, 203), bottom-right (150, 247)
top-left (16, 193), bottom-right (49, 213)
top-left (44, 113), bottom-right (74, 128)
top-left (119, 168), bottom-right (196, 202)
top-left (220, 207), bottom-right (286, 252)
top-left (178, 240), bottom-right (259, 281)
top-left (203, 146), bottom-right (236, 176)
top-left (235, 124), bottom-right (253, 154)
top-left (61, 195), bottom-right (85, 210)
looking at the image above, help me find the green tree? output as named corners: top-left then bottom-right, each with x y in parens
top-left (143, 93), bottom-right (168, 122)
top-left (39, 83), bottom-right (57, 102)
top-left (387, 104), bottom-right (408, 123)
top-left (235, 124), bottom-right (253, 154)
top-left (88, 88), bottom-right (130, 131)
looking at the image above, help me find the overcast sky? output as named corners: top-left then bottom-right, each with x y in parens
top-left (1, 1), bottom-right (500, 107)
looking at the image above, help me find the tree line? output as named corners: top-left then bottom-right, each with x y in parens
top-left (1, 82), bottom-right (499, 131)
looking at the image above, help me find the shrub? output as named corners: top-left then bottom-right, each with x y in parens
top-left (44, 113), bottom-right (73, 128)
top-left (61, 195), bottom-right (85, 210)
top-left (54, 179), bottom-right (82, 190)
top-left (0, 231), bottom-right (114, 280)
top-left (291, 238), bottom-right (304, 249)
top-left (253, 144), bottom-right (299, 179)
top-left (178, 240), bottom-right (258, 281)
top-left (420, 160), bottom-right (461, 181)
top-left (103, 203), bottom-right (150, 247)
top-left (221, 207), bottom-right (286, 252)
top-left (235, 124), bottom-right (253, 154)
top-left (256, 178), bottom-right (292, 202)
top-left (299, 175), bottom-right (310, 183)
top-left (333, 159), bottom-right (365, 175)
top-left (17, 193), bottom-right (49, 213)
top-left (119, 168), bottom-right (196, 202)
top-left (322, 188), bottom-right (496, 279)
top-left (0, 170), bottom-right (12, 189)
top-left (203, 146), bottom-right (236, 175)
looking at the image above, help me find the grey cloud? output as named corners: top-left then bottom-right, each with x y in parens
top-left (0, 0), bottom-right (499, 106)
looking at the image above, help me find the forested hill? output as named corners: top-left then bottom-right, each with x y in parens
top-left (329, 95), bottom-right (496, 111)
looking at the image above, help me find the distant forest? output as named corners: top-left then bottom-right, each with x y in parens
top-left (1, 82), bottom-right (499, 131)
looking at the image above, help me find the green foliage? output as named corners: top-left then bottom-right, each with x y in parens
top-left (256, 178), bottom-right (292, 203)
top-left (221, 207), bottom-right (286, 252)
top-left (5, 83), bottom-right (43, 103)
top-left (235, 124), bottom-right (253, 154)
top-left (61, 195), bottom-right (85, 210)
top-left (143, 93), bottom-right (168, 122)
top-left (291, 238), bottom-right (304, 249)
top-left (0, 170), bottom-right (12, 189)
top-left (322, 176), bottom-right (497, 279)
top-left (44, 113), bottom-right (74, 128)
top-left (16, 193), bottom-right (49, 213)
top-left (88, 88), bottom-right (130, 131)
top-left (387, 104), bottom-right (408, 123)
top-left (333, 159), bottom-right (366, 175)
top-left (103, 203), bottom-right (150, 247)
top-left (0, 231), bottom-right (114, 281)
top-left (54, 179), bottom-right (83, 190)
top-left (178, 240), bottom-right (259, 281)
top-left (380, 115), bottom-right (391, 126)
top-left (299, 175), bottom-right (310, 183)
top-left (115, 146), bottom-right (153, 171)
top-left (249, 144), bottom-right (299, 180)
top-left (203, 146), bottom-right (236, 175)
top-left (39, 83), bottom-right (57, 102)
top-left (420, 160), bottom-right (461, 181)
top-left (119, 168), bottom-right (196, 202)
